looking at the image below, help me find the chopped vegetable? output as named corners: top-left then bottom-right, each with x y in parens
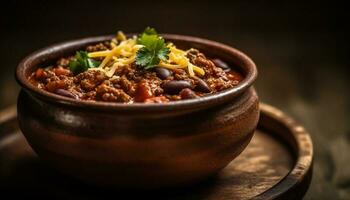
top-left (68, 51), bottom-right (100, 74)
top-left (136, 27), bottom-right (170, 69)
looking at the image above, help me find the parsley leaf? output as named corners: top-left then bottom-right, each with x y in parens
top-left (68, 51), bottom-right (100, 74)
top-left (143, 27), bottom-right (157, 35)
top-left (135, 48), bottom-right (154, 67)
top-left (136, 27), bottom-right (170, 69)
top-left (158, 46), bottom-right (171, 61)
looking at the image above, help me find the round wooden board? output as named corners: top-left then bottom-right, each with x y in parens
top-left (0, 103), bottom-right (313, 199)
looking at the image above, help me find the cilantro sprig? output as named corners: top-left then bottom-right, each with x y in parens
top-left (136, 27), bottom-right (170, 69)
top-left (68, 51), bottom-right (100, 74)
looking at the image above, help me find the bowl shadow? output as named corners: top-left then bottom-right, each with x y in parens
top-left (0, 156), bottom-right (220, 199)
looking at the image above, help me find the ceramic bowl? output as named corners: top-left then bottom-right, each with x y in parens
top-left (16, 34), bottom-right (259, 188)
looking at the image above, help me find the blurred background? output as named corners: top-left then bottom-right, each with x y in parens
top-left (1, 0), bottom-right (349, 199)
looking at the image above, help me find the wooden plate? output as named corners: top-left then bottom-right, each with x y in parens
top-left (0, 103), bottom-right (313, 199)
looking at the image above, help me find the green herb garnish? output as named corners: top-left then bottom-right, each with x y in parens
top-left (68, 51), bottom-right (100, 74)
top-left (139, 27), bottom-right (157, 37)
top-left (136, 27), bottom-right (170, 69)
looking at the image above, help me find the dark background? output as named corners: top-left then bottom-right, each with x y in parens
top-left (1, 1), bottom-right (349, 199)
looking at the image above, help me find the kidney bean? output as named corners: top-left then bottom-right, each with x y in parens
top-left (195, 78), bottom-right (211, 93)
top-left (154, 67), bottom-right (172, 79)
top-left (180, 88), bottom-right (198, 99)
top-left (162, 80), bottom-right (192, 94)
top-left (55, 89), bottom-right (77, 99)
top-left (212, 58), bottom-right (231, 72)
top-left (134, 81), bottom-right (153, 102)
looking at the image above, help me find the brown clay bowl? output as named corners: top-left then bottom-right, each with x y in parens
top-left (15, 34), bottom-right (259, 189)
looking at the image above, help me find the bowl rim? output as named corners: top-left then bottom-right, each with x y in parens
top-left (16, 34), bottom-right (257, 112)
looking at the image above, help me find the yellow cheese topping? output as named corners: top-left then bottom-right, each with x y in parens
top-left (158, 44), bottom-right (205, 76)
top-left (87, 32), bottom-right (205, 77)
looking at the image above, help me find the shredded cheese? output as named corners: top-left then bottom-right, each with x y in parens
top-left (117, 31), bottom-right (127, 41)
top-left (87, 31), bottom-right (205, 77)
top-left (88, 50), bottom-right (111, 58)
top-left (158, 44), bottom-right (205, 76)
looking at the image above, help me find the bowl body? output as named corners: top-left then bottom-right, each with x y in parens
top-left (16, 34), bottom-right (259, 188)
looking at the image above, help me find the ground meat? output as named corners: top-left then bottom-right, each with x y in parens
top-left (187, 49), bottom-right (241, 91)
top-left (187, 49), bottom-right (214, 70)
top-left (81, 91), bottom-right (96, 100)
top-left (117, 76), bottom-right (136, 94)
top-left (56, 58), bottom-right (71, 67)
top-left (34, 68), bottom-right (48, 80)
top-left (86, 42), bottom-right (110, 52)
top-left (96, 81), bottom-right (131, 102)
top-left (144, 96), bottom-right (169, 103)
top-left (33, 67), bottom-right (74, 93)
top-left (74, 70), bottom-right (108, 91)
top-left (53, 66), bottom-right (71, 76)
top-left (188, 49), bottom-right (224, 78)
top-left (29, 43), bottom-right (243, 103)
